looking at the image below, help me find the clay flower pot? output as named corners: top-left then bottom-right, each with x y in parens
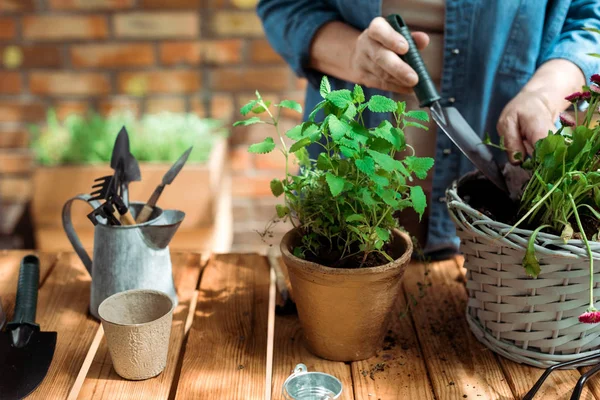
top-left (280, 228), bottom-right (413, 361)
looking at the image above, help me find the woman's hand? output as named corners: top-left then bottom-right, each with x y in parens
top-left (497, 59), bottom-right (585, 164)
top-left (350, 17), bottom-right (430, 94)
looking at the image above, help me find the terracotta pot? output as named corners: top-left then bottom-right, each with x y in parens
top-left (280, 228), bottom-right (413, 361)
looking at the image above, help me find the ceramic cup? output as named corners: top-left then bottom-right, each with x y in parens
top-left (98, 289), bottom-right (174, 380)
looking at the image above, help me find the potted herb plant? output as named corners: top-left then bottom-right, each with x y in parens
top-left (447, 73), bottom-right (600, 368)
top-left (235, 77), bottom-right (434, 361)
top-left (30, 110), bottom-right (229, 251)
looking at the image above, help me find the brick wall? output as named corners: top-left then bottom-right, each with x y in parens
top-left (0, 0), bottom-right (305, 252)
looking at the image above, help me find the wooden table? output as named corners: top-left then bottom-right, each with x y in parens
top-left (1, 251), bottom-right (600, 399)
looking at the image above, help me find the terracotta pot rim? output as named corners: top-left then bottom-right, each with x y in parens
top-left (280, 227), bottom-right (413, 275)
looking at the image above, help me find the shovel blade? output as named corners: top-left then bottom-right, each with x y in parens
top-left (0, 331), bottom-right (57, 400)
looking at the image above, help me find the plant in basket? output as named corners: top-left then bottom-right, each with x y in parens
top-left (234, 76), bottom-right (434, 361)
top-left (447, 71), bottom-right (600, 367)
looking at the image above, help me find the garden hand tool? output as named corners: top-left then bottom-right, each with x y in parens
top-left (386, 14), bottom-right (509, 194)
top-left (111, 127), bottom-right (141, 209)
top-left (135, 146), bottom-right (193, 224)
top-left (0, 255), bottom-right (57, 400)
top-left (88, 165), bottom-right (136, 226)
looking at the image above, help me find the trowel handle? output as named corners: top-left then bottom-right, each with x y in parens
top-left (7, 255), bottom-right (40, 330)
top-left (385, 14), bottom-right (441, 108)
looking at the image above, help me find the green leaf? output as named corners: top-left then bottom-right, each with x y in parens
top-left (405, 156), bottom-right (434, 179)
top-left (316, 153), bottom-right (332, 170)
top-left (326, 172), bottom-right (345, 196)
top-left (326, 90), bottom-right (353, 108)
top-left (588, 53), bottom-right (600, 58)
top-left (396, 101), bottom-right (406, 115)
top-left (338, 159), bottom-right (350, 176)
top-left (404, 120), bottom-right (429, 130)
top-left (483, 132), bottom-right (492, 145)
top-left (523, 225), bottom-right (550, 278)
top-left (353, 84), bottom-right (365, 103)
top-left (584, 27), bottom-right (600, 34)
top-left (346, 214), bottom-right (366, 223)
top-left (404, 110), bottom-right (429, 122)
top-left (367, 95), bottom-right (397, 113)
top-left (367, 149), bottom-right (402, 172)
top-left (295, 147), bottom-right (310, 167)
top-left (278, 100), bottom-right (303, 114)
top-left (328, 115), bottom-right (348, 140)
top-left (293, 247), bottom-right (304, 258)
top-left (251, 101), bottom-right (271, 114)
top-left (319, 76), bottom-right (331, 98)
top-left (355, 156), bottom-right (375, 175)
top-left (377, 188), bottom-right (399, 207)
top-left (270, 179), bottom-right (284, 197)
top-left (285, 125), bottom-right (303, 140)
top-left (375, 227), bottom-right (390, 242)
top-left (410, 186), bottom-right (427, 219)
top-left (233, 116), bottom-right (264, 127)
top-left (248, 137), bottom-right (275, 154)
top-left (371, 173), bottom-right (389, 187)
top-left (240, 100), bottom-right (257, 116)
top-left (343, 103), bottom-right (357, 119)
top-left (308, 100), bottom-right (326, 121)
top-left (289, 136), bottom-right (312, 153)
top-left (340, 137), bottom-right (360, 150)
top-left (372, 120), bottom-right (401, 148)
top-left (361, 188), bottom-right (378, 206)
top-left (340, 146), bottom-right (358, 158)
top-left (391, 127), bottom-right (405, 149)
top-left (276, 204), bottom-right (289, 218)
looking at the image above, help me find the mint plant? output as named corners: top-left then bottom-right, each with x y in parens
top-left (234, 76), bottom-right (434, 268)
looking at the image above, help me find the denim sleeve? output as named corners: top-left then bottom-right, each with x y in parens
top-left (540, 0), bottom-right (600, 82)
top-left (256, 0), bottom-right (341, 87)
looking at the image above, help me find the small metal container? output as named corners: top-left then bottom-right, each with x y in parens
top-left (282, 363), bottom-right (343, 400)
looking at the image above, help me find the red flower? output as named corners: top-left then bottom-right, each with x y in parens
top-left (592, 74), bottom-right (600, 84)
top-left (582, 92), bottom-right (592, 101)
top-left (559, 112), bottom-right (575, 127)
top-left (579, 310), bottom-right (600, 324)
top-left (565, 92), bottom-right (582, 102)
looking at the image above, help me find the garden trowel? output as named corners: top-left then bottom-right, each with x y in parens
top-left (0, 255), bottom-right (57, 400)
top-left (111, 127), bottom-right (141, 208)
top-left (386, 14), bottom-right (509, 193)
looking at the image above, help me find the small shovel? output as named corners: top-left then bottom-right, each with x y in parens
top-left (0, 255), bottom-right (57, 400)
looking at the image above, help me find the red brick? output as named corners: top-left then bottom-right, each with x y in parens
top-left (229, 146), bottom-right (252, 171)
top-left (30, 72), bottom-right (110, 96)
top-left (211, 11), bottom-right (264, 37)
top-left (160, 40), bottom-right (242, 66)
top-left (99, 97), bottom-right (140, 116)
top-left (140, 0), bottom-right (200, 8)
top-left (0, 100), bottom-right (45, 122)
top-left (249, 39), bottom-right (283, 63)
top-left (232, 174), bottom-right (274, 198)
top-left (0, 72), bottom-right (21, 94)
top-left (0, 129), bottom-right (29, 148)
top-left (23, 16), bottom-right (108, 41)
top-left (1, 45), bottom-right (61, 68)
top-left (71, 44), bottom-right (155, 68)
top-left (0, 18), bottom-right (16, 40)
top-left (114, 12), bottom-right (199, 39)
top-left (230, 0), bottom-right (258, 9)
top-left (145, 96), bottom-right (186, 113)
top-left (0, 0), bottom-right (34, 12)
top-left (49, 0), bottom-right (134, 9)
top-left (211, 67), bottom-right (290, 91)
top-left (254, 148), bottom-right (296, 171)
top-left (53, 100), bottom-right (89, 120)
top-left (118, 71), bottom-right (200, 95)
top-left (191, 93), bottom-right (234, 120)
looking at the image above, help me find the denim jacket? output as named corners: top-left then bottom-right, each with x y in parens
top-left (257, 0), bottom-right (600, 254)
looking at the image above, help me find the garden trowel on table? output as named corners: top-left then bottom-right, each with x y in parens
top-left (111, 127), bottom-right (141, 209)
top-left (386, 14), bottom-right (509, 194)
top-left (0, 255), bottom-right (57, 400)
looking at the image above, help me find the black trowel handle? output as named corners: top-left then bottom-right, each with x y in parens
top-left (386, 14), bottom-right (441, 108)
top-left (7, 255), bottom-right (40, 330)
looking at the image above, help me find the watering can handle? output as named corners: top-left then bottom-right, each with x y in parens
top-left (62, 194), bottom-right (100, 275)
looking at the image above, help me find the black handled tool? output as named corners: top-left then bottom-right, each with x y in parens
top-left (386, 14), bottom-right (508, 193)
top-left (0, 255), bottom-right (57, 400)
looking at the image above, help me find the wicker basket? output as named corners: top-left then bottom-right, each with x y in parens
top-left (447, 181), bottom-right (600, 368)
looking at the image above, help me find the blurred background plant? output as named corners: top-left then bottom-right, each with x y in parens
top-left (30, 110), bottom-right (227, 166)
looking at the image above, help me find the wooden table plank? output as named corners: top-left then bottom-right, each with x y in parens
top-left (0, 251), bottom-right (59, 317)
top-left (78, 253), bottom-right (205, 400)
top-left (174, 254), bottom-right (270, 399)
top-left (25, 253), bottom-right (101, 399)
top-left (403, 259), bottom-right (514, 399)
top-left (579, 366), bottom-right (600, 400)
top-left (350, 267), bottom-right (435, 400)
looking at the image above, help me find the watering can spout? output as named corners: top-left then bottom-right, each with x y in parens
top-left (139, 210), bottom-right (185, 249)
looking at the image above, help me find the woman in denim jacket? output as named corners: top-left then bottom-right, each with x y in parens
top-left (257, 0), bottom-right (600, 260)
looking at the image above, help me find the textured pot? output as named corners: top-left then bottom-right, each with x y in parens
top-left (280, 228), bottom-right (413, 361)
top-left (98, 289), bottom-right (174, 380)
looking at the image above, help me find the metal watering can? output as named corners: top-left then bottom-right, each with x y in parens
top-left (62, 194), bottom-right (184, 320)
